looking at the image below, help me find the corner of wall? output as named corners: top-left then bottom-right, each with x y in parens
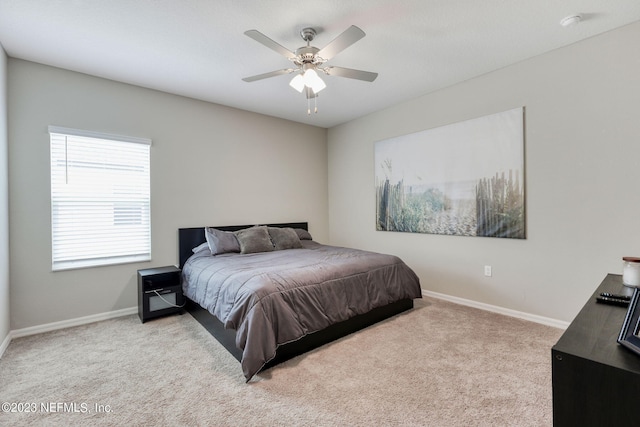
top-left (0, 43), bottom-right (10, 354)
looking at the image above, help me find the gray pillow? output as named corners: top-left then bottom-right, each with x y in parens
top-left (234, 226), bottom-right (274, 254)
top-left (192, 242), bottom-right (210, 254)
top-left (268, 227), bottom-right (303, 250)
top-left (294, 228), bottom-right (313, 240)
top-left (204, 227), bottom-right (241, 255)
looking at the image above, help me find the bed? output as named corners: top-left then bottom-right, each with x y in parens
top-left (179, 222), bottom-right (422, 381)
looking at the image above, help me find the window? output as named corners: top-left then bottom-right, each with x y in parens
top-left (49, 126), bottom-right (151, 271)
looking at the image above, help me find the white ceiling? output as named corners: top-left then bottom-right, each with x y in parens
top-left (1, 1), bottom-right (639, 128)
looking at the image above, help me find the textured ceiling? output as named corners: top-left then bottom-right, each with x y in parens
top-left (1, 1), bottom-right (639, 128)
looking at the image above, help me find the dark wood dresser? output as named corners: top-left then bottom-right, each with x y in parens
top-left (552, 274), bottom-right (640, 426)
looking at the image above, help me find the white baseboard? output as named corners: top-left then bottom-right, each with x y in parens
top-left (422, 290), bottom-right (570, 330)
top-left (0, 331), bottom-right (11, 359)
top-left (9, 306), bottom-right (138, 340)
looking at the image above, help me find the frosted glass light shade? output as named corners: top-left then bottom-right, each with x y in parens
top-left (303, 69), bottom-right (326, 93)
top-left (309, 77), bottom-right (326, 93)
top-left (290, 68), bottom-right (326, 94)
top-left (289, 74), bottom-right (305, 92)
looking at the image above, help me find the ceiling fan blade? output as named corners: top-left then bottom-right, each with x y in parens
top-left (324, 66), bottom-right (378, 82)
top-left (316, 25), bottom-right (366, 60)
top-left (244, 30), bottom-right (297, 59)
top-left (242, 69), bottom-right (295, 82)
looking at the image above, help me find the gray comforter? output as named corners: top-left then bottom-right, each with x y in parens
top-left (182, 241), bottom-right (422, 381)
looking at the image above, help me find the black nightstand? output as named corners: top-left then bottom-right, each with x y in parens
top-left (137, 266), bottom-right (184, 323)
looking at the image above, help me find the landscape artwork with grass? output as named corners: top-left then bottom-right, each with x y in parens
top-left (375, 107), bottom-right (525, 239)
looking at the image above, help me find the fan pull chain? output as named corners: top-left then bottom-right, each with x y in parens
top-left (314, 95), bottom-right (318, 113)
top-left (307, 97), bottom-right (311, 115)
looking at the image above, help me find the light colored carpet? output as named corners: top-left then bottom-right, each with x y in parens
top-left (0, 297), bottom-right (563, 426)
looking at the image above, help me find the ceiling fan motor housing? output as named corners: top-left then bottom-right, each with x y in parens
top-left (294, 46), bottom-right (322, 66)
top-left (300, 27), bottom-right (317, 42)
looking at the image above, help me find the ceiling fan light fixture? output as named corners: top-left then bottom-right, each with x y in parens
top-left (310, 79), bottom-right (326, 94)
top-left (290, 68), bottom-right (326, 94)
top-left (289, 74), bottom-right (305, 92)
top-left (303, 68), bottom-right (326, 93)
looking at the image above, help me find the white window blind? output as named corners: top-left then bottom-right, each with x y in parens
top-left (49, 126), bottom-right (151, 271)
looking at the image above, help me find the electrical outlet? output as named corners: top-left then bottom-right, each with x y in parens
top-left (484, 265), bottom-right (492, 277)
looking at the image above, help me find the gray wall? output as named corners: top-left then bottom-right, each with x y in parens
top-left (0, 45), bottom-right (9, 345)
top-left (328, 21), bottom-right (640, 323)
top-left (8, 59), bottom-right (328, 329)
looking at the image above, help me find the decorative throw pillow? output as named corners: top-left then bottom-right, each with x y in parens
top-left (294, 228), bottom-right (313, 240)
top-left (268, 227), bottom-right (303, 250)
top-left (192, 242), bottom-right (210, 254)
top-left (234, 226), bottom-right (275, 254)
top-left (204, 227), bottom-right (241, 255)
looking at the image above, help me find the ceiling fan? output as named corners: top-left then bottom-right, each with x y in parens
top-left (242, 25), bottom-right (378, 113)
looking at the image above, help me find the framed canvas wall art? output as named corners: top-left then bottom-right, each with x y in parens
top-left (375, 107), bottom-right (525, 239)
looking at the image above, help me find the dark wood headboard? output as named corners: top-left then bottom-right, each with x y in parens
top-left (178, 222), bottom-right (308, 269)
